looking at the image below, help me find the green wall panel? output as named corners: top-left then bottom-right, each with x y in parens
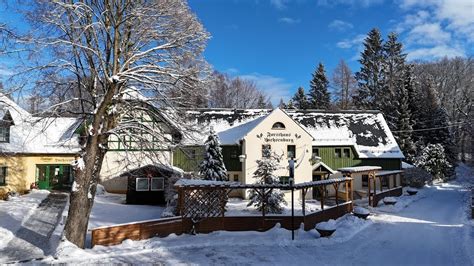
top-left (173, 145), bottom-right (242, 172)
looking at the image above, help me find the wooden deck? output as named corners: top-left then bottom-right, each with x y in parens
top-left (91, 202), bottom-right (353, 247)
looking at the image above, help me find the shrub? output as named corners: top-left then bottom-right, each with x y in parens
top-left (403, 167), bottom-right (433, 188)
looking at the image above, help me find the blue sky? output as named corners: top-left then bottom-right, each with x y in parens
top-left (0, 1), bottom-right (473, 105)
top-left (188, 0), bottom-right (474, 104)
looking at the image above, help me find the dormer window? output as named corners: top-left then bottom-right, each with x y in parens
top-left (0, 126), bottom-right (10, 143)
top-left (272, 122), bottom-right (285, 130)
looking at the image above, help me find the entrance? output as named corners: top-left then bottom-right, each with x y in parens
top-left (312, 174), bottom-right (322, 199)
top-left (37, 165), bottom-right (73, 190)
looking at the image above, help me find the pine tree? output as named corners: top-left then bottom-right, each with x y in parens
top-left (382, 32), bottom-right (407, 129)
top-left (199, 129), bottom-right (228, 181)
top-left (308, 62), bottom-right (331, 109)
top-left (247, 147), bottom-right (286, 214)
top-left (257, 94), bottom-right (267, 109)
top-left (394, 67), bottom-right (416, 162)
top-left (354, 28), bottom-right (384, 110)
top-left (292, 87), bottom-right (309, 109)
top-left (415, 143), bottom-right (451, 180)
top-left (278, 98), bottom-right (286, 109)
top-left (286, 99), bottom-right (295, 109)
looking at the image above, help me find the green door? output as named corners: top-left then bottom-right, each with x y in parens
top-left (37, 165), bottom-right (51, 189)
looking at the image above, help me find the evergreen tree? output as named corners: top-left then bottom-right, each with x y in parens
top-left (354, 28), bottom-right (384, 110)
top-left (199, 129), bottom-right (228, 181)
top-left (308, 62), bottom-right (331, 109)
top-left (394, 67), bottom-right (416, 162)
top-left (286, 99), bottom-right (295, 109)
top-left (278, 98), bottom-right (286, 109)
top-left (292, 87), bottom-right (309, 109)
top-left (382, 32), bottom-right (407, 129)
top-left (247, 147), bottom-right (286, 214)
top-left (415, 144), bottom-right (451, 181)
top-left (257, 94), bottom-right (267, 109)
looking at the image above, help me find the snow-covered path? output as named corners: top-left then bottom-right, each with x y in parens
top-left (1, 192), bottom-right (68, 263)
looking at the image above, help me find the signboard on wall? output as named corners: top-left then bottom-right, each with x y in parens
top-left (256, 132), bottom-right (301, 143)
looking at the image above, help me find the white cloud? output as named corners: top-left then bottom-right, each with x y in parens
top-left (238, 73), bottom-right (293, 105)
top-left (318, 0), bottom-right (383, 8)
top-left (270, 0), bottom-right (288, 10)
top-left (408, 23), bottom-right (451, 45)
top-left (328, 20), bottom-right (353, 31)
top-left (406, 45), bottom-right (465, 61)
top-left (336, 34), bottom-right (366, 49)
top-left (394, 0), bottom-right (473, 60)
top-left (278, 17), bottom-right (301, 24)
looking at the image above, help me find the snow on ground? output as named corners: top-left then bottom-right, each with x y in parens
top-left (0, 190), bottom-right (50, 258)
top-left (47, 213), bottom-right (372, 264)
top-left (0, 190), bottom-right (50, 248)
top-left (225, 197), bottom-right (326, 216)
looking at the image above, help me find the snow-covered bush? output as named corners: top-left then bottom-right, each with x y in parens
top-left (247, 147), bottom-right (286, 214)
top-left (415, 143), bottom-right (451, 181)
top-left (403, 167), bottom-right (433, 188)
top-left (199, 129), bottom-right (228, 181)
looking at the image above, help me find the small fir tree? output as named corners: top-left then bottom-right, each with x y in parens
top-left (308, 62), bottom-right (331, 109)
top-left (292, 87), bottom-right (309, 109)
top-left (247, 147), bottom-right (286, 214)
top-left (415, 143), bottom-right (451, 181)
top-left (199, 129), bottom-right (228, 181)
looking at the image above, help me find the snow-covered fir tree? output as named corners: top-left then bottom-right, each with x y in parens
top-left (415, 144), bottom-right (451, 180)
top-left (394, 66), bottom-right (416, 162)
top-left (382, 32), bottom-right (406, 129)
top-left (308, 62), bottom-right (331, 109)
top-left (278, 98), bottom-right (287, 109)
top-left (354, 28), bottom-right (384, 110)
top-left (199, 129), bottom-right (228, 181)
top-left (291, 87), bottom-right (309, 109)
top-left (247, 147), bottom-right (286, 214)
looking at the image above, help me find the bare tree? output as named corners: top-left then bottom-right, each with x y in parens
top-left (1, 0), bottom-right (209, 248)
top-left (208, 71), bottom-right (272, 109)
top-left (332, 59), bottom-right (356, 110)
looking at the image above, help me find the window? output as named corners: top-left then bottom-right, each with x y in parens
top-left (233, 174), bottom-right (239, 182)
top-left (136, 178), bottom-right (150, 191)
top-left (343, 148), bottom-right (350, 158)
top-left (151, 177), bottom-right (165, 191)
top-left (312, 147), bottom-right (319, 157)
top-left (279, 176), bottom-right (290, 184)
top-left (0, 167), bottom-right (6, 185)
top-left (262, 144), bottom-right (271, 157)
top-left (335, 148), bottom-right (342, 158)
top-left (0, 127), bottom-right (10, 143)
top-left (272, 122), bottom-right (286, 130)
top-left (362, 174), bottom-right (369, 187)
top-left (287, 145), bottom-right (296, 159)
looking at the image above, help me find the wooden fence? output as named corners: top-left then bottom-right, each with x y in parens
top-left (372, 186), bottom-right (403, 207)
top-left (90, 202), bottom-right (353, 247)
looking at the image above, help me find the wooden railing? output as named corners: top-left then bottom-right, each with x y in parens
top-left (372, 186), bottom-right (403, 207)
top-left (90, 202), bottom-right (353, 247)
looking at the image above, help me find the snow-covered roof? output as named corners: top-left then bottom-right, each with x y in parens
top-left (312, 161), bottom-right (336, 174)
top-left (338, 166), bottom-right (382, 173)
top-left (375, 170), bottom-right (404, 176)
top-left (402, 162), bottom-right (415, 169)
top-left (0, 95), bottom-right (81, 154)
top-left (176, 108), bottom-right (404, 159)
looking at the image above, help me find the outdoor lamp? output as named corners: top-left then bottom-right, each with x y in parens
top-left (238, 154), bottom-right (246, 162)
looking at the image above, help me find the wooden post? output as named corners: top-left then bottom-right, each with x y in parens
top-left (379, 176), bottom-right (383, 192)
top-left (178, 188), bottom-right (184, 217)
top-left (368, 176), bottom-right (372, 206)
top-left (350, 176), bottom-right (354, 201)
top-left (345, 180), bottom-right (349, 202)
top-left (334, 183), bottom-right (339, 206)
top-left (302, 188), bottom-right (307, 216)
top-left (320, 186), bottom-right (325, 210)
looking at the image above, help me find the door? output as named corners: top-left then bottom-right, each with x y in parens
top-left (37, 165), bottom-right (50, 189)
top-left (312, 174), bottom-right (322, 199)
